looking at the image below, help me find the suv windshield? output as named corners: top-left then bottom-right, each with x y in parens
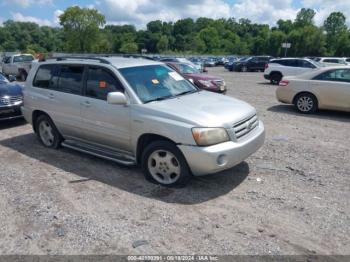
top-left (119, 65), bottom-right (198, 103)
top-left (178, 63), bottom-right (200, 74)
top-left (13, 55), bottom-right (34, 63)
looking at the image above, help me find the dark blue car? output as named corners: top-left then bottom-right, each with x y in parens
top-left (0, 73), bottom-right (23, 121)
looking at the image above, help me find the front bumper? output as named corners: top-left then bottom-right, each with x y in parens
top-left (0, 105), bottom-right (23, 121)
top-left (178, 121), bottom-right (265, 176)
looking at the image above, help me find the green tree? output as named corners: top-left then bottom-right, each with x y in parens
top-left (295, 8), bottom-right (316, 28)
top-left (59, 6), bottom-right (105, 52)
top-left (120, 42), bottom-right (138, 53)
top-left (157, 35), bottom-right (169, 52)
top-left (324, 12), bottom-right (347, 55)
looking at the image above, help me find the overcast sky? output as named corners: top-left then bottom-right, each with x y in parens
top-left (0, 0), bottom-right (349, 28)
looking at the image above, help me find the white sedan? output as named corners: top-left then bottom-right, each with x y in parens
top-left (276, 66), bottom-right (350, 113)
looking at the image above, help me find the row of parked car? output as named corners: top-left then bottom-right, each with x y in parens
top-left (263, 57), bottom-right (350, 114)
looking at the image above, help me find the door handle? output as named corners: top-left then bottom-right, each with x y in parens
top-left (48, 93), bottom-right (55, 99)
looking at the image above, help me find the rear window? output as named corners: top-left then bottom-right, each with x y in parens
top-left (13, 55), bottom-right (34, 63)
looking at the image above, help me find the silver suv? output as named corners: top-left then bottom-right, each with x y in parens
top-left (22, 57), bottom-right (265, 186)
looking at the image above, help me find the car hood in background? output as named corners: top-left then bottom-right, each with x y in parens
top-left (184, 73), bottom-right (223, 81)
top-left (0, 82), bottom-right (23, 96)
top-left (139, 91), bottom-right (256, 128)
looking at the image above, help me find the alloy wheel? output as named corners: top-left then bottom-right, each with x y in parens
top-left (147, 150), bottom-right (181, 185)
top-left (38, 120), bottom-right (55, 147)
top-left (297, 96), bottom-right (314, 112)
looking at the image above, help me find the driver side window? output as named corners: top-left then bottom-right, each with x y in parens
top-left (85, 67), bottom-right (124, 101)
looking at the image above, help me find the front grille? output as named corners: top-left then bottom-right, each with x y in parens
top-left (0, 96), bottom-right (23, 106)
top-left (233, 114), bottom-right (259, 140)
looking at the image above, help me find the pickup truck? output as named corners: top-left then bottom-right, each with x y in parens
top-left (1, 54), bottom-right (35, 81)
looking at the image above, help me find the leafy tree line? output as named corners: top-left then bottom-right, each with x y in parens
top-left (1, 6), bottom-right (350, 57)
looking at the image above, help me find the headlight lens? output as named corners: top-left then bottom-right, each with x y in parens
top-left (198, 80), bottom-right (213, 88)
top-left (192, 127), bottom-right (230, 146)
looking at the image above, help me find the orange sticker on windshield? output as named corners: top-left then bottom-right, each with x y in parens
top-left (99, 81), bottom-right (107, 88)
top-left (152, 79), bottom-right (159, 84)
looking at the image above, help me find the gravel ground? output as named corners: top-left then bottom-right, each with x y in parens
top-left (0, 68), bottom-right (349, 255)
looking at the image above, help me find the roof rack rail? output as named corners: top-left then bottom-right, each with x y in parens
top-left (54, 56), bottom-right (111, 64)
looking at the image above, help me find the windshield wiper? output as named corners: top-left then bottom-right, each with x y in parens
top-left (175, 90), bottom-right (199, 97)
top-left (144, 95), bottom-right (175, 103)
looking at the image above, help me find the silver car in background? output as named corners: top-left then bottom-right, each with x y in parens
top-left (22, 57), bottom-right (265, 186)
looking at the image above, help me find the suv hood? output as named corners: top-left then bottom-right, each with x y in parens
top-left (140, 91), bottom-right (256, 128)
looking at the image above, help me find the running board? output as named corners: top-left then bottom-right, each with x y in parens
top-left (62, 140), bottom-right (136, 166)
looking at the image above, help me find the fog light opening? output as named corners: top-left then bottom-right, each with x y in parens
top-left (217, 154), bottom-right (228, 166)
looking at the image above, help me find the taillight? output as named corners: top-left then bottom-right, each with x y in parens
top-left (279, 80), bottom-right (289, 86)
top-left (265, 63), bottom-right (269, 69)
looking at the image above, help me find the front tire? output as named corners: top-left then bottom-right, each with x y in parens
top-left (294, 93), bottom-right (318, 114)
top-left (141, 141), bottom-right (192, 187)
top-left (35, 115), bottom-right (62, 149)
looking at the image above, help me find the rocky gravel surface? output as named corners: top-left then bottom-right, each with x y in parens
top-left (0, 69), bottom-right (349, 255)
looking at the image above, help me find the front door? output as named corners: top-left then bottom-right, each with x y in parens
top-left (80, 66), bottom-right (131, 152)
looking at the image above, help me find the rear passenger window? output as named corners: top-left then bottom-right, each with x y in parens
top-left (57, 65), bottom-right (84, 95)
top-left (86, 67), bottom-right (124, 100)
top-left (275, 60), bottom-right (297, 67)
top-left (33, 65), bottom-right (57, 88)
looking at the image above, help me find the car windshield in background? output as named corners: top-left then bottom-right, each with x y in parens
top-left (119, 65), bottom-right (198, 103)
top-left (0, 73), bottom-right (9, 83)
top-left (239, 57), bottom-right (251, 62)
top-left (13, 55), bottom-right (34, 63)
top-left (178, 63), bottom-right (200, 74)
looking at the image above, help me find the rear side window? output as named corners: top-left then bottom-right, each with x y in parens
top-left (273, 59), bottom-right (297, 67)
top-left (33, 64), bottom-right (58, 88)
top-left (323, 59), bottom-right (339, 63)
top-left (57, 65), bottom-right (84, 95)
top-left (86, 67), bottom-right (124, 100)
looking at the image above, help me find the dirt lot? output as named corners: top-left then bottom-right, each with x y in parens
top-left (0, 68), bottom-right (349, 255)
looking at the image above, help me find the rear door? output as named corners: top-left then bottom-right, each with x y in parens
top-left (311, 69), bottom-right (350, 110)
top-left (32, 64), bottom-right (84, 138)
top-left (80, 66), bottom-right (131, 152)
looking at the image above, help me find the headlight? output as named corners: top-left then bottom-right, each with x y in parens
top-left (198, 80), bottom-right (213, 88)
top-left (192, 127), bottom-right (230, 146)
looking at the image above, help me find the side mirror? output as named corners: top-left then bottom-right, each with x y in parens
top-left (8, 75), bottom-right (16, 82)
top-left (107, 92), bottom-right (127, 105)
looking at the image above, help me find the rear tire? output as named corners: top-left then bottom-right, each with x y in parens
top-left (35, 115), bottom-right (62, 149)
top-left (141, 141), bottom-right (192, 187)
top-left (270, 72), bottom-right (282, 84)
top-left (294, 93), bottom-right (318, 114)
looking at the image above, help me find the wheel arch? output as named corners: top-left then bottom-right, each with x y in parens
top-left (136, 133), bottom-right (178, 164)
top-left (293, 91), bottom-right (319, 107)
top-left (32, 110), bottom-right (52, 133)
